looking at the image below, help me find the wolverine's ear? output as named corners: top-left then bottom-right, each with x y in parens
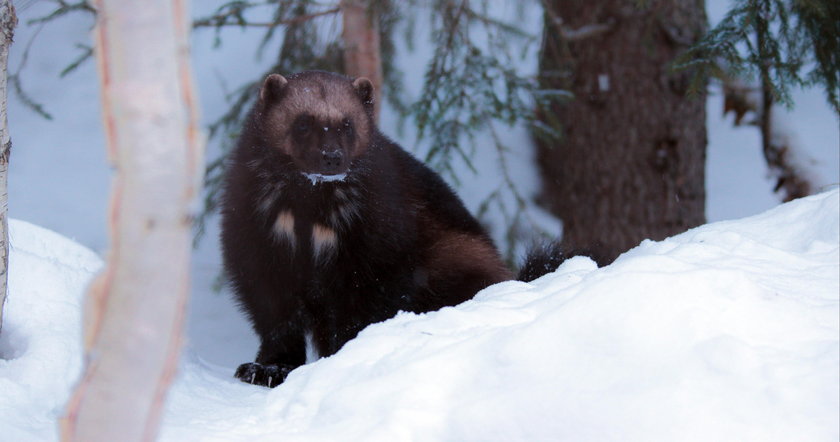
top-left (352, 77), bottom-right (374, 107)
top-left (260, 74), bottom-right (288, 103)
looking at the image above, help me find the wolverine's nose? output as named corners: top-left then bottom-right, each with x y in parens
top-left (320, 150), bottom-right (344, 173)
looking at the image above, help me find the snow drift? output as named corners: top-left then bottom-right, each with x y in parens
top-left (0, 220), bottom-right (103, 441)
top-left (1, 190), bottom-right (838, 441)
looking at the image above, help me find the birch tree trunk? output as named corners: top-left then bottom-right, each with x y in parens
top-left (60, 0), bottom-right (203, 441)
top-left (341, 0), bottom-right (382, 121)
top-left (0, 0), bottom-right (16, 335)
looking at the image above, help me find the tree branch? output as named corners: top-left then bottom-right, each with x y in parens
top-left (722, 77), bottom-right (814, 202)
top-left (193, 6), bottom-right (340, 29)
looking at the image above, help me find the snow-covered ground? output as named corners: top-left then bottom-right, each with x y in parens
top-left (0, 220), bottom-right (103, 442)
top-left (1, 1), bottom-right (839, 440)
top-left (2, 190), bottom-right (838, 441)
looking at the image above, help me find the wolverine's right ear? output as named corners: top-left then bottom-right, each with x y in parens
top-left (352, 77), bottom-right (374, 107)
top-left (260, 74), bottom-right (288, 103)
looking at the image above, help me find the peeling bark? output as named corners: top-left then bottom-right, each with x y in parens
top-left (0, 0), bottom-right (16, 335)
top-left (60, 0), bottom-right (204, 441)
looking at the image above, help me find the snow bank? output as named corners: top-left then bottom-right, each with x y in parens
top-left (1, 190), bottom-right (838, 441)
top-left (165, 190), bottom-right (840, 441)
top-left (0, 220), bottom-right (103, 441)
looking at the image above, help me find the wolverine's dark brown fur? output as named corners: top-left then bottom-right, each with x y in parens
top-left (221, 71), bottom-right (555, 388)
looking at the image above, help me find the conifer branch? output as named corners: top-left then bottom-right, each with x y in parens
top-left (193, 5), bottom-right (340, 29)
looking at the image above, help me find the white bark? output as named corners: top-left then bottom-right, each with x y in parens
top-left (0, 0), bottom-right (16, 334)
top-left (60, 1), bottom-right (204, 441)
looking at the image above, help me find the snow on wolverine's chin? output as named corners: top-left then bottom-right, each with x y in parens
top-left (303, 172), bottom-right (348, 185)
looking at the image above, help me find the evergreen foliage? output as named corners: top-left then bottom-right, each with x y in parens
top-left (8, 0), bottom-right (95, 120)
top-left (677, 0), bottom-right (839, 113)
top-left (401, 0), bottom-right (564, 260)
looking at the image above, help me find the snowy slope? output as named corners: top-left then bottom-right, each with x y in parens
top-left (2, 190), bottom-right (837, 441)
top-left (0, 220), bottom-right (103, 441)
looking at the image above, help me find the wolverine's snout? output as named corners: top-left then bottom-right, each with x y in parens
top-left (320, 150), bottom-right (344, 174)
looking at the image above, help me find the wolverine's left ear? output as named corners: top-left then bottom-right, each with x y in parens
top-left (260, 73), bottom-right (288, 104)
top-left (352, 77), bottom-right (374, 109)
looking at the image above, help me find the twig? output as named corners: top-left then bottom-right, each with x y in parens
top-left (193, 6), bottom-right (340, 29)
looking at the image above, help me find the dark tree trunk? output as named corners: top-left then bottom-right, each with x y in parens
top-left (535, 0), bottom-right (707, 263)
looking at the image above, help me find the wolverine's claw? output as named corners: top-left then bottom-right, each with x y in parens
top-left (235, 362), bottom-right (293, 388)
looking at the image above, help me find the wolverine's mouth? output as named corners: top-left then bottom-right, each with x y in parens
top-left (302, 172), bottom-right (348, 185)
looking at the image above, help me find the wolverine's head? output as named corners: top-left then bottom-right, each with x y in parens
top-left (256, 71), bottom-right (375, 177)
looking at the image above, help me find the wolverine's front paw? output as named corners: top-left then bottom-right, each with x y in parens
top-left (235, 362), bottom-right (294, 388)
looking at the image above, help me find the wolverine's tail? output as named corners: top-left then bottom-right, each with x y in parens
top-left (517, 241), bottom-right (612, 282)
top-left (517, 242), bottom-right (566, 282)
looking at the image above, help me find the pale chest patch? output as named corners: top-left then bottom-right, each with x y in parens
top-left (312, 223), bottom-right (338, 259)
top-left (270, 185), bottom-right (354, 259)
top-left (273, 210), bottom-right (296, 248)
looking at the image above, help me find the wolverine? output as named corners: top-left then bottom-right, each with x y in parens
top-left (221, 70), bottom-right (563, 387)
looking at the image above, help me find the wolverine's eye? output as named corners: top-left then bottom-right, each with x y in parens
top-left (342, 119), bottom-right (353, 134)
top-left (294, 119), bottom-right (313, 136)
